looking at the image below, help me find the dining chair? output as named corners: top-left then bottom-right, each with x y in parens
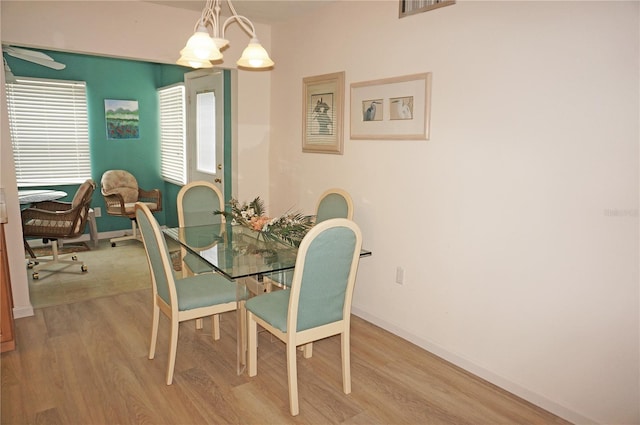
top-left (135, 202), bottom-right (237, 385)
top-left (246, 218), bottom-right (363, 416)
top-left (101, 169), bottom-right (162, 247)
top-left (177, 181), bottom-right (225, 277)
top-left (315, 188), bottom-right (354, 223)
top-left (21, 179), bottom-right (96, 279)
top-left (266, 188), bottom-right (355, 291)
top-left (177, 181), bottom-right (226, 331)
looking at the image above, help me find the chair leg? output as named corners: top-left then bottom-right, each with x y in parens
top-left (166, 317), bottom-right (179, 385)
top-left (212, 314), bottom-right (220, 340)
top-left (341, 330), bottom-right (351, 394)
top-left (149, 303), bottom-right (159, 360)
top-left (302, 343), bottom-right (313, 358)
top-left (109, 218), bottom-right (142, 246)
top-left (247, 312), bottom-right (258, 377)
top-left (286, 342), bottom-right (299, 416)
top-left (29, 240), bottom-right (87, 279)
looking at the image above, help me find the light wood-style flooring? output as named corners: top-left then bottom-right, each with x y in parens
top-left (2, 239), bottom-right (572, 424)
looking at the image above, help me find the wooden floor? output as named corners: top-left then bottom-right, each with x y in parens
top-left (2, 240), bottom-right (572, 424)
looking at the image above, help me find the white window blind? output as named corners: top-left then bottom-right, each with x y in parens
top-left (158, 84), bottom-right (186, 185)
top-left (6, 77), bottom-right (90, 187)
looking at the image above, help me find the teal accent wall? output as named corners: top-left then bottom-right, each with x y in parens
top-left (5, 50), bottom-right (190, 234)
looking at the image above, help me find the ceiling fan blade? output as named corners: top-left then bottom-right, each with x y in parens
top-left (4, 46), bottom-right (56, 61)
top-left (4, 50), bottom-right (66, 70)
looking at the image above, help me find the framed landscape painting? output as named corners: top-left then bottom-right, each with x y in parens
top-left (105, 99), bottom-right (140, 140)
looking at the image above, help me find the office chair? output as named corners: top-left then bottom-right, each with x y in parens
top-left (101, 170), bottom-right (162, 246)
top-left (21, 179), bottom-right (96, 279)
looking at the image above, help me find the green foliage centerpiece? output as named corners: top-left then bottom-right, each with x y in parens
top-left (215, 197), bottom-right (314, 247)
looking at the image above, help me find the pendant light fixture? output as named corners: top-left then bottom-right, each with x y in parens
top-left (177, 0), bottom-right (274, 70)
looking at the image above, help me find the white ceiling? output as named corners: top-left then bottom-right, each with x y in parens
top-left (145, 0), bottom-right (335, 24)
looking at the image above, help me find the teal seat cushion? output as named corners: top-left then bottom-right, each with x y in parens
top-left (174, 273), bottom-right (236, 311)
top-left (246, 290), bottom-right (291, 332)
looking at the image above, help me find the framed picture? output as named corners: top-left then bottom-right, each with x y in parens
top-left (302, 71), bottom-right (345, 154)
top-left (105, 99), bottom-right (140, 140)
top-left (399, 0), bottom-right (455, 18)
top-left (350, 73), bottom-right (432, 140)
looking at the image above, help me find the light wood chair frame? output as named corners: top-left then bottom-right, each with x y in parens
top-left (315, 188), bottom-right (354, 223)
top-left (176, 180), bottom-right (226, 331)
top-left (135, 202), bottom-right (236, 385)
top-left (247, 218), bottom-right (363, 416)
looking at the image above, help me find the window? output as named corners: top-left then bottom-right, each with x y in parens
top-left (6, 77), bottom-right (90, 187)
top-left (158, 83), bottom-right (186, 185)
top-left (399, 0), bottom-right (455, 18)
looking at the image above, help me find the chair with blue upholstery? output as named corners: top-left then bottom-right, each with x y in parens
top-left (315, 188), bottom-right (354, 223)
top-left (177, 181), bottom-right (225, 277)
top-left (265, 188), bottom-right (354, 291)
top-left (246, 218), bottom-right (363, 416)
top-left (135, 202), bottom-right (236, 385)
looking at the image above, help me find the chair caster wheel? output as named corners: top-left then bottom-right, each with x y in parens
top-left (72, 255), bottom-right (78, 261)
top-left (111, 242), bottom-right (116, 247)
top-left (81, 265), bottom-right (88, 272)
top-left (28, 262), bottom-right (36, 269)
top-left (32, 272), bottom-right (39, 280)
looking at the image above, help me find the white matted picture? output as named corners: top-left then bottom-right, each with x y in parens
top-left (350, 73), bottom-right (431, 140)
top-left (302, 71), bottom-right (345, 154)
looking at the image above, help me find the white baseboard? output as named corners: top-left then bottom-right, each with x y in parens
top-left (350, 307), bottom-right (596, 425)
top-left (13, 305), bottom-right (34, 319)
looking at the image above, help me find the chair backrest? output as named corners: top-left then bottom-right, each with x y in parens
top-left (71, 179), bottom-right (95, 208)
top-left (288, 218), bottom-right (362, 332)
top-left (135, 202), bottom-right (177, 312)
top-left (101, 170), bottom-right (139, 203)
top-left (315, 188), bottom-right (354, 223)
top-left (177, 181), bottom-right (225, 227)
top-left (72, 179), bottom-right (96, 234)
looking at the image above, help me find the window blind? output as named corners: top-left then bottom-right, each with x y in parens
top-left (158, 84), bottom-right (186, 185)
top-left (6, 77), bottom-right (90, 187)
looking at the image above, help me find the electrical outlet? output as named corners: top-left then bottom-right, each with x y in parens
top-left (395, 267), bottom-right (404, 285)
top-left (93, 207), bottom-right (102, 217)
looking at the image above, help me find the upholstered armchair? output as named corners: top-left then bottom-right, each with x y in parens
top-left (100, 170), bottom-right (162, 247)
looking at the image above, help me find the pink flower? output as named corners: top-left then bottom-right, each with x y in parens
top-left (250, 216), bottom-right (271, 231)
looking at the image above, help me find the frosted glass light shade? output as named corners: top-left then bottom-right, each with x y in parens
top-left (176, 53), bottom-right (214, 69)
top-left (181, 25), bottom-right (222, 61)
top-left (236, 38), bottom-right (274, 68)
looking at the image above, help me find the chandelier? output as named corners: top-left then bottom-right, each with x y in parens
top-left (177, 0), bottom-right (274, 69)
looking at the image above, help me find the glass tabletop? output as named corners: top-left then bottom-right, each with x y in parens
top-left (163, 224), bottom-right (300, 281)
top-left (164, 224), bottom-right (372, 282)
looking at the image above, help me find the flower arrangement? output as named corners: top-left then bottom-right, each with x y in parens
top-left (215, 197), bottom-right (314, 247)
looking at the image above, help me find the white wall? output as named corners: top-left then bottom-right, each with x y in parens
top-left (2, 0), bottom-right (638, 423)
top-left (268, 1), bottom-right (639, 424)
top-left (0, 0), bottom-right (272, 316)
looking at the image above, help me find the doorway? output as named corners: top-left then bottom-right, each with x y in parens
top-left (185, 69), bottom-right (226, 196)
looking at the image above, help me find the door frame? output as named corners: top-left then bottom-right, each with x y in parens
top-left (184, 68), bottom-right (237, 209)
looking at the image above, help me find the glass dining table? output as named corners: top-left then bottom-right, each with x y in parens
top-left (163, 223), bottom-right (371, 374)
